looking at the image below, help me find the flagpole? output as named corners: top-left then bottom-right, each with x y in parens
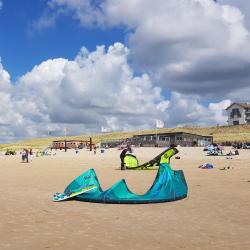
top-left (155, 119), bottom-right (164, 146)
top-left (155, 123), bottom-right (158, 147)
top-left (156, 127), bottom-right (157, 146)
top-left (64, 126), bottom-right (67, 152)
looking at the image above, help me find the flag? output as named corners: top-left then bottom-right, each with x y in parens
top-left (101, 126), bottom-right (108, 133)
top-left (156, 119), bottom-right (164, 129)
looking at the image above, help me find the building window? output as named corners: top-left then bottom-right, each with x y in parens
top-left (230, 108), bottom-right (241, 118)
top-left (159, 136), bottom-right (170, 141)
top-left (245, 110), bottom-right (250, 117)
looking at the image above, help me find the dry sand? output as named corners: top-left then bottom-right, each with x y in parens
top-left (0, 147), bottom-right (250, 250)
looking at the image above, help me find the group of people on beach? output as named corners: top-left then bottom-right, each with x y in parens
top-left (21, 148), bottom-right (33, 163)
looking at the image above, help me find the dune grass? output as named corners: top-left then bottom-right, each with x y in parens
top-left (1, 124), bottom-right (250, 150)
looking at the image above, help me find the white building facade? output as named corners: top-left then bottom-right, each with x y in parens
top-left (226, 103), bottom-right (250, 125)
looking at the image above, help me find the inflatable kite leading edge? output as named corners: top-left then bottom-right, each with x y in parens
top-left (124, 147), bottom-right (176, 170)
top-left (53, 147), bottom-right (188, 204)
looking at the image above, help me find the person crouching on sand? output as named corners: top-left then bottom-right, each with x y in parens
top-left (120, 145), bottom-right (132, 170)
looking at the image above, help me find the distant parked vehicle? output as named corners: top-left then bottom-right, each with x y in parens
top-left (242, 143), bottom-right (250, 149)
top-left (232, 143), bottom-right (242, 149)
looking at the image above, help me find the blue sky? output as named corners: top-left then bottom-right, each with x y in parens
top-left (0, 0), bottom-right (250, 142)
top-left (0, 0), bottom-right (125, 81)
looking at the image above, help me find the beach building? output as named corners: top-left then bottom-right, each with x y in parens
top-left (128, 132), bottom-right (213, 147)
top-left (100, 132), bottom-right (213, 148)
top-left (100, 139), bottom-right (128, 148)
top-left (51, 139), bottom-right (92, 149)
top-left (226, 102), bottom-right (250, 125)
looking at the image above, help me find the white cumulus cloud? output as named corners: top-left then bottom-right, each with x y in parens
top-left (0, 61), bottom-right (12, 92)
top-left (0, 44), bottom-right (169, 142)
top-left (164, 92), bottom-right (230, 127)
top-left (0, 43), bottom-right (232, 142)
top-left (39, 0), bottom-right (250, 100)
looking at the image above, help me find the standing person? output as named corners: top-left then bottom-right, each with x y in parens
top-left (21, 149), bottom-right (26, 162)
top-left (120, 145), bottom-right (131, 170)
top-left (93, 146), bottom-right (97, 155)
top-left (29, 149), bottom-right (33, 163)
top-left (25, 149), bottom-right (29, 163)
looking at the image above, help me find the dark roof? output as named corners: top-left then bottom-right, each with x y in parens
top-left (133, 132), bottom-right (212, 138)
top-left (225, 102), bottom-right (250, 110)
top-left (52, 140), bottom-right (85, 143)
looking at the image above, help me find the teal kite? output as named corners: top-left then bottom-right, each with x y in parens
top-left (53, 147), bottom-right (188, 204)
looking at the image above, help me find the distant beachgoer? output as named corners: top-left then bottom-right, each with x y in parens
top-left (93, 146), bottom-right (97, 155)
top-left (21, 149), bottom-right (26, 162)
top-left (25, 149), bottom-right (29, 163)
top-left (29, 149), bottom-right (33, 162)
top-left (228, 150), bottom-right (239, 156)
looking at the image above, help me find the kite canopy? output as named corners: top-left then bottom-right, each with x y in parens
top-left (125, 147), bottom-right (176, 170)
top-left (59, 147), bottom-right (188, 204)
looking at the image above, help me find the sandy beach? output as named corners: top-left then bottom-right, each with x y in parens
top-left (0, 146), bottom-right (250, 250)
